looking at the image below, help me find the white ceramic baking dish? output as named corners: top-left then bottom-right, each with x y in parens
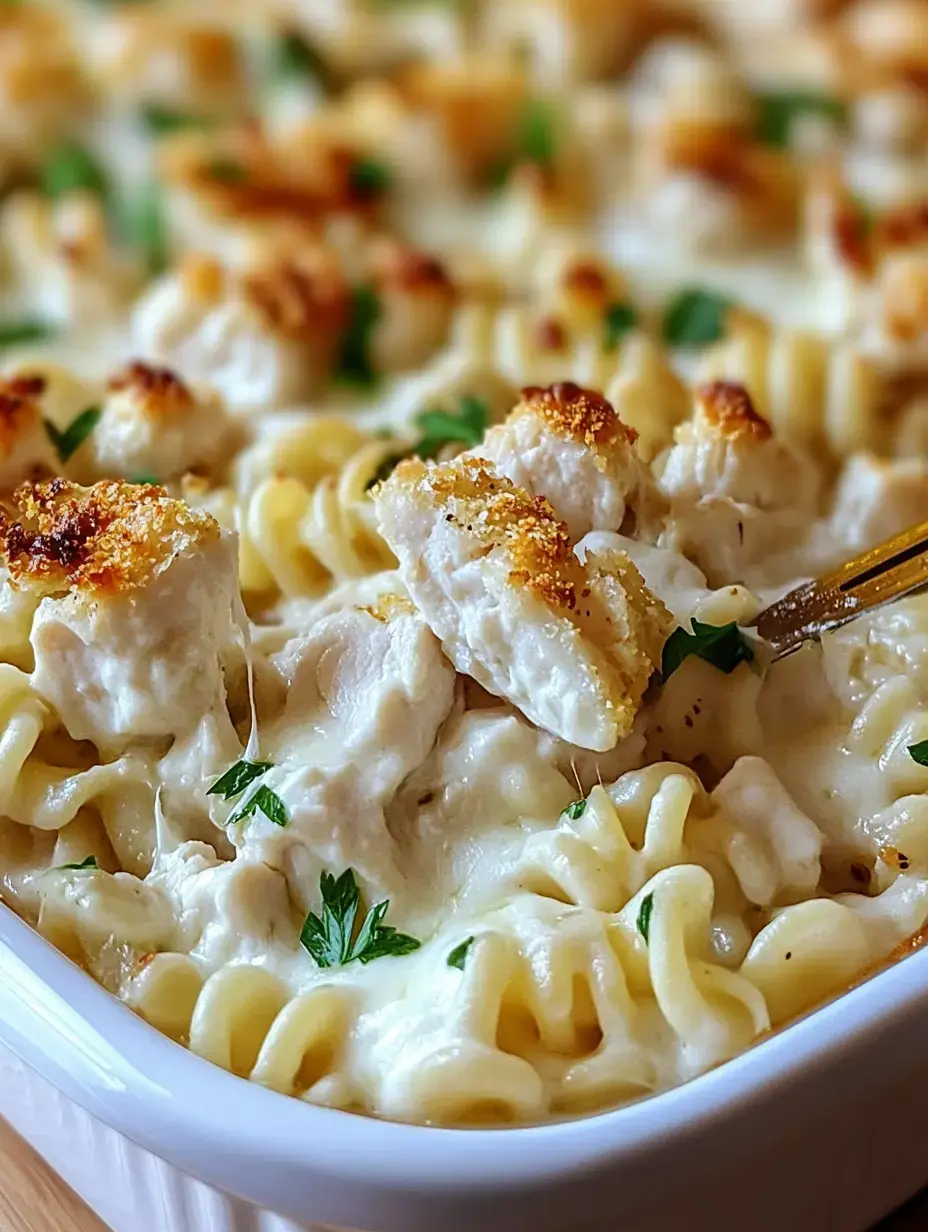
top-left (2, 901), bottom-right (928, 1232)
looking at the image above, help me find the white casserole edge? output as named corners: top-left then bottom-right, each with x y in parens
top-left (2, 902), bottom-right (928, 1232)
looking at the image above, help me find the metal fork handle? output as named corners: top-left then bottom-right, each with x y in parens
top-left (750, 519), bottom-right (928, 660)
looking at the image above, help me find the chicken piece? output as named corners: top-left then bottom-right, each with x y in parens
top-left (93, 11), bottom-right (247, 119)
top-left (367, 240), bottom-right (456, 373)
top-left (0, 481), bottom-right (239, 753)
top-left (0, 375), bottom-right (57, 491)
top-left (479, 382), bottom-right (663, 541)
top-left (237, 598), bottom-right (456, 907)
top-left (825, 454), bottom-right (928, 557)
top-left (132, 252), bottom-right (348, 413)
top-left (70, 361), bottom-right (235, 485)
top-left (374, 456), bottom-right (672, 751)
top-left (657, 381), bottom-right (820, 586)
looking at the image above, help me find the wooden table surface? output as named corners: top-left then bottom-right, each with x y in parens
top-left (0, 1112), bottom-right (925, 1232)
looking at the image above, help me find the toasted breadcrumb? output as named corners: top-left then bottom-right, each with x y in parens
top-left (695, 381), bottom-right (772, 441)
top-left (369, 240), bottom-right (454, 296)
top-left (242, 254), bottom-right (348, 342)
top-left (876, 202), bottom-right (928, 250)
top-left (359, 593), bottom-right (417, 623)
top-left (107, 362), bottom-right (195, 422)
top-left (0, 479), bottom-right (220, 596)
top-left (0, 375), bottom-right (46, 453)
top-left (516, 382), bottom-right (637, 451)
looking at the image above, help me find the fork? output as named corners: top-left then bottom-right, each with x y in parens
top-left (751, 519), bottom-right (928, 660)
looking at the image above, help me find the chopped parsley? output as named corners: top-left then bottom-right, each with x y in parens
top-left (661, 619), bottom-right (755, 681)
top-left (140, 107), bottom-right (213, 137)
top-left (662, 289), bottom-right (731, 347)
top-left (300, 869), bottom-right (421, 968)
top-left (447, 936), bottom-right (475, 970)
top-left (130, 474), bottom-right (160, 486)
top-left (39, 143), bottom-right (108, 203)
top-left (755, 90), bottom-right (848, 149)
top-left (0, 320), bottom-right (57, 349)
top-left (122, 183), bottom-right (169, 278)
top-left (602, 301), bottom-right (638, 351)
top-left (205, 157), bottom-right (248, 185)
top-left (207, 758), bottom-right (274, 800)
top-left (229, 783), bottom-right (288, 828)
top-left (335, 285), bottom-right (381, 388)
top-left (489, 98), bottom-right (559, 188)
top-left (636, 892), bottom-right (654, 944)
top-left (561, 798), bottom-right (587, 821)
top-left (349, 157), bottom-right (392, 201)
top-left (56, 855), bottom-right (99, 872)
top-left (272, 30), bottom-right (333, 89)
top-left (365, 395), bottom-right (490, 487)
top-left (909, 741), bottom-right (928, 767)
top-left (44, 406), bottom-right (101, 464)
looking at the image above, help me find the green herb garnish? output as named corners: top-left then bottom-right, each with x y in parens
top-left (0, 320), bottom-right (57, 349)
top-left (335, 285), bottom-right (381, 388)
top-left (207, 758), bottom-right (274, 800)
top-left (126, 184), bottom-right (169, 278)
top-left (228, 783), bottom-right (288, 828)
top-left (415, 394), bottom-right (488, 451)
top-left (909, 741), bottom-right (928, 767)
top-left (300, 869), bottom-right (421, 968)
top-left (40, 144), bottom-right (108, 203)
top-left (755, 90), bottom-right (848, 149)
top-left (662, 289), bottom-right (731, 347)
top-left (447, 936), bottom-right (474, 970)
top-left (272, 30), bottom-right (332, 89)
top-left (521, 99), bottom-right (558, 166)
top-left (562, 799), bottom-right (587, 821)
top-left (130, 474), bottom-right (160, 486)
top-left (602, 302), bottom-right (638, 351)
top-left (44, 406), bottom-right (101, 464)
top-left (636, 892), bottom-right (654, 944)
top-left (205, 157), bottom-right (248, 184)
top-left (349, 157), bottom-right (392, 200)
top-left (56, 855), bottom-right (99, 872)
top-left (661, 619), bottom-right (755, 681)
top-left (140, 107), bottom-right (213, 137)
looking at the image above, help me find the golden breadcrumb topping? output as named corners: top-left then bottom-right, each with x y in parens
top-left (881, 257), bottom-right (928, 342)
top-left (359, 593), bottom-right (417, 623)
top-left (0, 479), bottom-right (220, 596)
top-left (242, 254), bottom-right (349, 342)
top-left (876, 202), bottom-right (928, 251)
top-left (561, 260), bottom-right (611, 302)
top-left (107, 362), bottom-right (195, 422)
top-left (695, 381), bottom-right (772, 441)
top-left (179, 253), bottom-right (227, 303)
top-left (369, 240), bottom-right (455, 297)
top-left (0, 375), bottom-right (45, 453)
top-left (394, 455), bottom-right (583, 609)
top-left (517, 382), bottom-right (636, 450)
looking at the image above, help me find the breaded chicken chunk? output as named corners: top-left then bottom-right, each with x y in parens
top-left (374, 456), bottom-right (672, 751)
top-left (478, 382), bottom-right (663, 542)
top-left (658, 381), bottom-right (819, 585)
top-left (71, 361), bottom-right (234, 484)
top-left (0, 481), bottom-right (239, 752)
top-left (0, 375), bottom-right (57, 491)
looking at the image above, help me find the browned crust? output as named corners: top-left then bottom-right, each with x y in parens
top-left (516, 382), bottom-right (637, 449)
top-left (0, 479), bottom-right (219, 596)
top-left (242, 256), bottom-right (348, 342)
top-left (534, 316), bottom-right (568, 352)
top-left (359, 593), bottom-right (416, 623)
top-left (876, 201), bottom-right (928, 251)
top-left (369, 241), bottom-right (454, 297)
top-left (401, 455), bottom-right (583, 609)
top-left (0, 375), bottom-right (45, 452)
top-left (107, 362), bottom-right (195, 421)
top-left (695, 380), bottom-right (772, 441)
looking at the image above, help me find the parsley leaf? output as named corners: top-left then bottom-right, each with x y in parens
top-left (273, 30), bottom-right (332, 89)
top-left (662, 289), bottom-right (731, 347)
top-left (207, 758), bottom-right (274, 800)
top-left (562, 799), bottom-right (586, 821)
top-left (130, 474), bottom-right (160, 486)
top-left (636, 892), bottom-right (654, 944)
top-left (228, 784), bottom-right (289, 828)
top-left (121, 183), bottom-right (169, 278)
top-left (40, 144), bottom-right (108, 203)
top-left (335, 285), bottom-right (381, 388)
top-left (0, 320), bottom-right (56, 349)
top-left (602, 302), bottom-right (638, 351)
top-left (206, 157), bottom-right (248, 184)
top-left (349, 157), bottom-right (392, 201)
top-left (44, 406), bottom-right (101, 464)
top-left (489, 98), bottom-right (558, 188)
top-left (755, 90), bottom-right (848, 149)
top-left (140, 107), bottom-right (213, 137)
top-left (300, 868), bottom-right (421, 968)
top-left (661, 619), bottom-right (755, 681)
top-left (447, 936), bottom-right (475, 970)
top-left (415, 394), bottom-right (488, 450)
top-left (56, 855), bottom-right (98, 872)
top-left (909, 741), bottom-right (928, 767)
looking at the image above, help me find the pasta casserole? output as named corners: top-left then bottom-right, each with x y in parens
top-left (2, 0), bottom-right (928, 1128)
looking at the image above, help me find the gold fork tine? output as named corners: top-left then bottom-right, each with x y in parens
top-left (750, 519), bottom-right (928, 660)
